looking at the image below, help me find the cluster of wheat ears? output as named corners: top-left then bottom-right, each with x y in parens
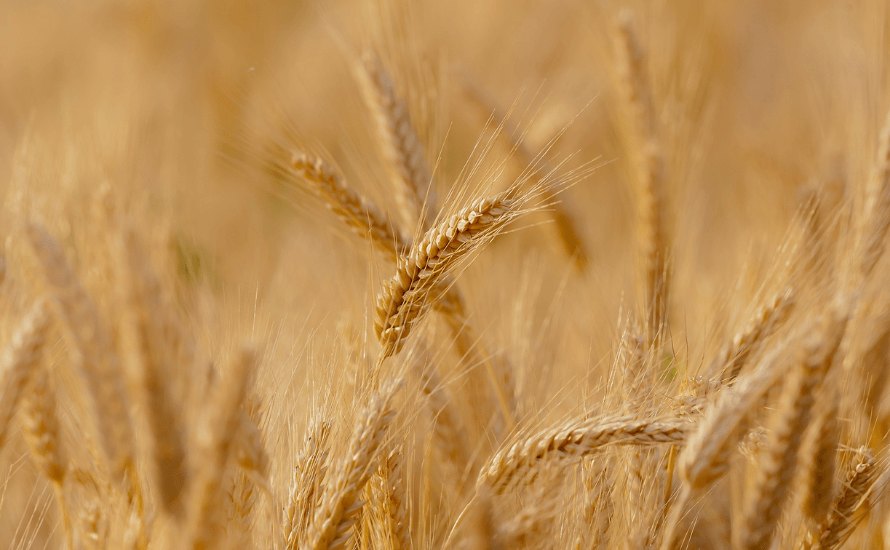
top-left (6, 1), bottom-right (890, 549)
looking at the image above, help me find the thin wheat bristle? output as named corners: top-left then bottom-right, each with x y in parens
top-left (0, 299), bottom-right (50, 450)
top-left (291, 152), bottom-right (410, 260)
top-left (479, 414), bottom-right (689, 494)
top-left (23, 222), bottom-right (136, 481)
top-left (357, 50), bottom-right (433, 233)
top-left (460, 78), bottom-right (590, 270)
top-left (304, 379), bottom-right (402, 550)
top-left (419, 362), bottom-right (471, 478)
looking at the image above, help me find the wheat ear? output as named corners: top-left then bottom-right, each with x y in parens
top-left (736, 313), bottom-right (846, 550)
top-left (374, 189), bottom-right (529, 359)
top-left (304, 379), bottom-right (402, 550)
top-left (291, 152), bottom-right (410, 260)
top-left (660, 344), bottom-right (790, 550)
top-left (801, 447), bottom-right (878, 550)
top-left (614, 10), bottom-right (669, 340)
top-left (709, 288), bottom-right (795, 382)
top-left (478, 414), bottom-right (689, 494)
top-left (797, 385), bottom-right (840, 523)
top-left (112, 225), bottom-right (187, 513)
top-left (857, 109), bottom-right (890, 283)
top-left (0, 299), bottom-right (51, 450)
top-left (368, 448), bottom-right (411, 550)
top-left (21, 363), bottom-right (73, 549)
top-left (285, 417), bottom-right (332, 550)
top-left (24, 223), bottom-right (135, 481)
top-left (357, 51), bottom-right (433, 232)
top-left (184, 348), bottom-right (255, 550)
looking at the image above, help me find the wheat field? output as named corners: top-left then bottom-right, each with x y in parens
top-left (2, 0), bottom-right (890, 549)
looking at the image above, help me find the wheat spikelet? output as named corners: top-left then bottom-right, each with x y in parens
top-left (478, 414), bottom-right (689, 494)
top-left (291, 152), bottom-right (410, 260)
top-left (801, 447), bottom-right (878, 550)
top-left (111, 224), bottom-right (187, 514)
top-left (184, 348), bottom-right (255, 550)
top-left (24, 222), bottom-right (136, 482)
top-left (0, 299), bottom-right (50, 450)
top-left (374, 188), bottom-right (530, 358)
top-left (736, 313), bottom-right (846, 550)
top-left (614, 10), bottom-right (669, 340)
top-left (304, 379), bottom-right (402, 550)
top-left (357, 50), bottom-right (433, 232)
top-left (285, 417), bottom-right (332, 550)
